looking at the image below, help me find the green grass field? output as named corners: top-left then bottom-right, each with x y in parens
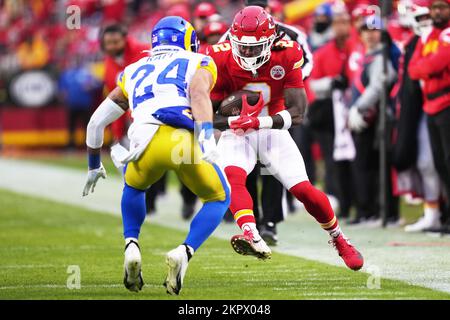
top-left (0, 188), bottom-right (448, 300)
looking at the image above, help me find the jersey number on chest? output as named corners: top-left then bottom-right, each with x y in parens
top-left (130, 58), bottom-right (189, 109)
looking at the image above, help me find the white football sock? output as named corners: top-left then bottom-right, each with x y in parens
top-left (328, 226), bottom-right (342, 239)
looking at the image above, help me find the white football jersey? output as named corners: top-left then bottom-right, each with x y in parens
top-left (117, 46), bottom-right (217, 129)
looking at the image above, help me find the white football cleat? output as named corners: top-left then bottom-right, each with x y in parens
top-left (405, 215), bottom-right (441, 232)
top-left (164, 244), bottom-right (192, 295)
top-left (123, 240), bottom-right (144, 292)
top-left (231, 229), bottom-right (272, 260)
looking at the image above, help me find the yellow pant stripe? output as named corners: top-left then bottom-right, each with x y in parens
top-left (234, 209), bottom-right (254, 221)
top-left (320, 216), bottom-right (337, 229)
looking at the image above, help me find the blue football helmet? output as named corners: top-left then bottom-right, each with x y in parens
top-left (151, 16), bottom-right (199, 52)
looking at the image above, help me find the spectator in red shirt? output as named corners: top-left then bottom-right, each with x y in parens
top-left (100, 24), bottom-right (149, 143)
top-left (408, 0), bottom-right (450, 233)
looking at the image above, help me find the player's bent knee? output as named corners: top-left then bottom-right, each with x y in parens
top-left (124, 173), bottom-right (148, 191)
top-left (203, 189), bottom-right (231, 212)
top-left (196, 164), bottom-right (231, 205)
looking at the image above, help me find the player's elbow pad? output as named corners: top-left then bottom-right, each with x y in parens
top-left (86, 97), bottom-right (125, 149)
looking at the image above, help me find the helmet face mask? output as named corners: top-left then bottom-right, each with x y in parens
top-left (230, 35), bottom-right (275, 71)
top-left (230, 6), bottom-right (277, 73)
top-left (408, 4), bottom-right (433, 35)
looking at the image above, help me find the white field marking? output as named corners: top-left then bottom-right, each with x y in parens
top-left (214, 271), bottom-right (259, 274)
top-left (0, 264), bottom-right (57, 269)
top-left (1, 158), bottom-right (450, 294)
top-left (199, 265), bottom-right (257, 270)
top-left (0, 283), bottom-right (162, 290)
top-left (272, 288), bottom-right (389, 295)
top-left (0, 245), bottom-right (115, 252)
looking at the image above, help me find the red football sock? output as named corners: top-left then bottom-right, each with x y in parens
top-left (289, 181), bottom-right (339, 231)
top-left (224, 166), bottom-right (256, 229)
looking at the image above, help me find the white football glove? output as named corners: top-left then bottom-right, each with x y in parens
top-left (82, 163), bottom-right (107, 196)
top-left (348, 107), bottom-right (368, 133)
top-left (198, 129), bottom-right (220, 164)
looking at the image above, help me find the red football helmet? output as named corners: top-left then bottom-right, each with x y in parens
top-left (230, 6), bottom-right (277, 73)
top-left (194, 2), bottom-right (217, 18)
top-left (204, 21), bottom-right (229, 37)
top-left (269, 0), bottom-right (284, 14)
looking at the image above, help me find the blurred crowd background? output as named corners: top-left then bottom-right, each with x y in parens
top-left (0, 0), bottom-right (449, 237)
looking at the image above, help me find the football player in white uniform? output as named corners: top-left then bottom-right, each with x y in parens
top-left (82, 16), bottom-right (230, 295)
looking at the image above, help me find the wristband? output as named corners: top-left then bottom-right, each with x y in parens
top-left (201, 122), bottom-right (213, 139)
top-left (277, 110), bottom-right (292, 130)
top-left (258, 116), bottom-right (273, 129)
top-left (88, 153), bottom-right (101, 169)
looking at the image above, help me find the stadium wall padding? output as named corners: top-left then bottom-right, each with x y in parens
top-left (0, 107), bottom-right (111, 147)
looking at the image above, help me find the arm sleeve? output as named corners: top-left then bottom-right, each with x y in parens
top-left (110, 114), bottom-right (127, 141)
top-left (86, 98), bottom-right (125, 149)
top-left (353, 54), bottom-right (396, 111)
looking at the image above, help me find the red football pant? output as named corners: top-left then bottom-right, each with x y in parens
top-left (289, 181), bottom-right (338, 231)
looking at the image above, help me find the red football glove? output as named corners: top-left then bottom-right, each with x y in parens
top-left (241, 93), bottom-right (264, 117)
top-left (230, 115), bottom-right (260, 131)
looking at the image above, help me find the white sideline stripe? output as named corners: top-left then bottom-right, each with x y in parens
top-left (0, 284), bottom-right (161, 290)
top-left (0, 265), bottom-right (57, 269)
top-left (1, 158), bottom-right (450, 294)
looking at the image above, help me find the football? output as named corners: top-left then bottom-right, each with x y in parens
top-left (218, 90), bottom-right (261, 116)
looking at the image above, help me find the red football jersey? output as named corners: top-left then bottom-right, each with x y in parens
top-left (207, 40), bottom-right (305, 116)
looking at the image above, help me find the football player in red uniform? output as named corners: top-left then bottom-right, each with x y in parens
top-left (208, 6), bottom-right (364, 271)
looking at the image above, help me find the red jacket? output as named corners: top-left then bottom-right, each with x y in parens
top-left (104, 37), bottom-right (149, 140)
top-left (408, 25), bottom-right (450, 115)
top-left (104, 37), bottom-right (148, 92)
top-left (311, 38), bottom-right (352, 80)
